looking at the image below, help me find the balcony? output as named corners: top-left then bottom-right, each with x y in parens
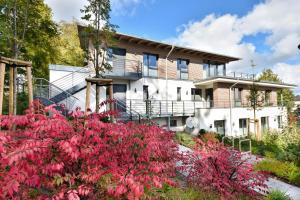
top-left (118, 99), bottom-right (279, 118)
top-left (105, 58), bottom-right (142, 80)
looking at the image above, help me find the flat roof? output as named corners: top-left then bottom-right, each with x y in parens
top-left (194, 76), bottom-right (296, 89)
top-left (77, 25), bottom-right (240, 63)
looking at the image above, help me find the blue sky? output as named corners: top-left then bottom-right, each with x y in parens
top-left (45, 0), bottom-right (300, 93)
top-left (111, 0), bottom-right (262, 40)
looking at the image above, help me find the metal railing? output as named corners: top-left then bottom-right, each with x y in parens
top-left (122, 99), bottom-right (279, 118)
top-left (33, 78), bottom-right (79, 111)
top-left (207, 71), bottom-right (256, 80)
top-left (51, 67), bottom-right (91, 91)
top-left (105, 58), bottom-right (142, 79)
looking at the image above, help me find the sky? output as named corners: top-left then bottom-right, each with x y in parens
top-left (45, 0), bottom-right (300, 93)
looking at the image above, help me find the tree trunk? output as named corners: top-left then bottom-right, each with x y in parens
top-left (13, 0), bottom-right (18, 115)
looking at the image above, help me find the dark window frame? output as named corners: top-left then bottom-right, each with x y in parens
top-left (191, 88), bottom-right (202, 101)
top-left (143, 53), bottom-right (159, 77)
top-left (177, 58), bottom-right (189, 80)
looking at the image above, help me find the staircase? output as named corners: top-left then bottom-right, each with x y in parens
top-left (33, 66), bottom-right (145, 122)
top-left (33, 78), bottom-right (79, 114)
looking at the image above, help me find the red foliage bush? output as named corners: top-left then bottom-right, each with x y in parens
top-left (0, 103), bottom-right (178, 199)
top-left (181, 139), bottom-right (268, 199)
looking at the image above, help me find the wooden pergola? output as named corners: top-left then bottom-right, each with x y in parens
top-left (0, 56), bottom-right (33, 115)
top-left (85, 77), bottom-right (114, 114)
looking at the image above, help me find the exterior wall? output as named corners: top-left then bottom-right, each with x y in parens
top-left (196, 106), bottom-right (288, 137)
top-left (213, 82), bottom-right (230, 108)
top-left (109, 40), bottom-right (204, 81)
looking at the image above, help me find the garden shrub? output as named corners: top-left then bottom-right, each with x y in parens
top-left (181, 139), bottom-right (268, 199)
top-left (255, 159), bottom-right (300, 186)
top-left (200, 132), bottom-right (220, 143)
top-left (175, 132), bottom-right (196, 148)
top-left (0, 103), bottom-right (179, 199)
top-left (264, 190), bottom-right (292, 200)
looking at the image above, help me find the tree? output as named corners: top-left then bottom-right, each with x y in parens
top-left (258, 69), bottom-right (295, 112)
top-left (182, 139), bottom-right (268, 199)
top-left (54, 22), bottom-right (85, 67)
top-left (81, 0), bottom-right (117, 113)
top-left (247, 83), bottom-right (265, 139)
top-left (0, 0), bottom-right (60, 114)
top-left (0, 102), bottom-right (178, 199)
top-left (0, 0), bottom-right (59, 78)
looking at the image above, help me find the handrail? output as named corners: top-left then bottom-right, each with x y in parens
top-left (51, 66), bottom-right (91, 84)
top-left (34, 78), bottom-right (79, 100)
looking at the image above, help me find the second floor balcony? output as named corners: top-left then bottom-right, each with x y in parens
top-left (105, 58), bottom-right (143, 80)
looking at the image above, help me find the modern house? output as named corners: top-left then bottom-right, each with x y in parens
top-left (37, 26), bottom-right (296, 139)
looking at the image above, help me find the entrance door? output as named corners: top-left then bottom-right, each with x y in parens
top-left (143, 85), bottom-right (149, 100)
top-left (113, 84), bottom-right (127, 112)
top-left (261, 117), bottom-right (269, 133)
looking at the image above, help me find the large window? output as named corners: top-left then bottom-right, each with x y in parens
top-left (191, 88), bottom-right (202, 101)
top-left (239, 118), bottom-right (249, 136)
top-left (265, 90), bottom-right (271, 106)
top-left (205, 61), bottom-right (226, 77)
top-left (214, 120), bottom-right (225, 135)
top-left (233, 88), bottom-right (243, 107)
top-left (177, 59), bottom-right (189, 80)
top-left (107, 47), bottom-right (126, 61)
top-left (143, 53), bottom-right (158, 77)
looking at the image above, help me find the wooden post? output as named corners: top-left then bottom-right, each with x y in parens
top-left (85, 81), bottom-right (91, 114)
top-left (9, 66), bottom-right (14, 115)
top-left (26, 67), bottom-right (33, 106)
top-left (108, 83), bottom-right (114, 111)
top-left (0, 63), bottom-right (5, 115)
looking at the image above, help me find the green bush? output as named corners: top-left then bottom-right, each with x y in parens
top-left (253, 125), bottom-right (300, 166)
top-left (175, 132), bottom-right (196, 148)
top-left (264, 190), bottom-right (292, 200)
top-left (255, 159), bottom-right (300, 186)
top-left (152, 184), bottom-right (220, 200)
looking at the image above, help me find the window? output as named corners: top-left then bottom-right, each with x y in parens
top-left (261, 117), bottom-right (269, 133)
top-left (233, 88), bottom-right (242, 107)
top-left (191, 88), bottom-right (202, 101)
top-left (239, 118), bottom-right (248, 135)
top-left (214, 120), bottom-right (225, 135)
top-left (107, 47), bottom-right (126, 61)
top-left (205, 61), bottom-right (226, 77)
top-left (265, 90), bottom-right (271, 106)
top-left (170, 119), bottom-right (177, 127)
top-left (177, 87), bottom-right (181, 101)
top-left (143, 53), bottom-right (158, 77)
top-left (177, 59), bottom-right (189, 80)
top-left (278, 116), bottom-right (283, 128)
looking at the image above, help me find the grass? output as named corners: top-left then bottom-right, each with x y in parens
top-left (255, 158), bottom-right (300, 186)
top-left (175, 132), bottom-right (196, 148)
top-left (264, 190), bottom-right (292, 200)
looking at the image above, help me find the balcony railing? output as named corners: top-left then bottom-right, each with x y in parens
top-left (207, 71), bottom-right (256, 80)
top-left (120, 99), bottom-right (278, 118)
top-left (105, 58), bottom-right (142, 80)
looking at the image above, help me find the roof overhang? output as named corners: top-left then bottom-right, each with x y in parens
top-left (194, 77), bottom-right (296, 89)
top-left (77, 25), bottom-right (240, 63)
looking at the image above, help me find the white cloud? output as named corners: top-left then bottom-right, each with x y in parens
top-left (272, 63), bottom-right (300, 93)
top-left (45, 0), bottom-right (146, 22)
top-left (169, 0), bottom-right (300, 93)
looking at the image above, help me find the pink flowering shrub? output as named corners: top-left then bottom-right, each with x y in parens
top-left (181, 139), bottom-right (268, 200)
top-left (0, 102), bottom-right (178, 199)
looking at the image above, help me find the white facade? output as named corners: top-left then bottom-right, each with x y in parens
top-left (48, 65), bottom-right (289, 138)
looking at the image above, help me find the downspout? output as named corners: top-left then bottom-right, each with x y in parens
top-left (229, 81), bottom-right (241, 137)
top-left (166, 45), bottom-right (175, 130)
